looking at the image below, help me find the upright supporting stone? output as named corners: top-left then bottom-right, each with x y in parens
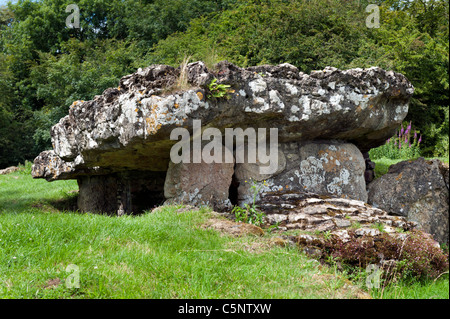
top-left (363, 152), bottom-right (376, 185)
top-left (77, 175), bottom-right (118, 214)
top-left (164, 143), bottom-right (234, 211)
top-left (236, 141), bottom-right (368, 204)
top-left (116, 177), bottom-right (131, 216)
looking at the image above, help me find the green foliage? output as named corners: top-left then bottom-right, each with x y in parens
top-left (206, 78), bottom-right (231, 99)
top-left (149, 0), bottom-right (374, 70)
top-left (124, 0), bottom-right (239, 49)
top-left (232, 203), bottom-right (265, 226)
top-left (372, 223), bottom-right (385, 233)
top-left (369, 122), bottom-right (422, 160)
top-left (232, 179), bottom-right (267, 226)
top-left (17, 160), bottom-right (33, 175)
top-left (373, 1), bottom-right (449, 157)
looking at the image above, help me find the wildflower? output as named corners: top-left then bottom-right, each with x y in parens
top-left (418, 135), bottom-right (422, 144)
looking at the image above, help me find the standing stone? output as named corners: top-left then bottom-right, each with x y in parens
top-left (164, 143), bottom-right (234, 211)
top-left (367, 158), bottom-right (449, 245)
top-left (77, 175), bottom-right (119, 214)
top-left (363, 152), bottom-right (376, 185)
top-left (77, 171), bottom-right (166, 214)
top-left (236, 141), bottom-right (367, 204)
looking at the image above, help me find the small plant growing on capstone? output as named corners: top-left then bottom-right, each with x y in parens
top-left (175, 55), bottom-right (191, 91)
top-left (206, 78), bottom-right (232, 99)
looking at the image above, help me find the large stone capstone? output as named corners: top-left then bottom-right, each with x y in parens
top-left (31, 61), bottom-right (414, 214)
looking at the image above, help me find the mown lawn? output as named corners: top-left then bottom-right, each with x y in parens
top-left (0, 170), bottom-right (363, 299)
top-left (0, 167), bottom-right (448, 299)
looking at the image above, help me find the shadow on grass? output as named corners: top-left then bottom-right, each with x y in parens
top-left (38, 192), bottom-right (79, 212)
top-left (0, 190), bottom-right (79, 214)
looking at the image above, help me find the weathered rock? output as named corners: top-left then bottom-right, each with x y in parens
top-left (254, 190), bottom-right (445, 280)
top-left (202, 218), bottom-right (264, 237)
top-left (236, 141), bottom-right (367, 204)
top-left (257, 190), bottom-right (417, 232)
top-left (77, 175), bottom-right (119, 214)
top-left (0, 166), bottom-right (19, 175)
top-left (164, 143), bottom-right (234, 211)
top-left (363, 152), bottom-right (376, 185)
top-left (367, 157), bottom-right (449, 245)
top-left (31, 61), bottom-right (414, 213)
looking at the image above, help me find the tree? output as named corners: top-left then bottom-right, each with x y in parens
top-left (149, 0), bottom-right (449, 156)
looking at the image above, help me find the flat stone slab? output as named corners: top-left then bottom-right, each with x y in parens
top-left (32, 61), bottom-right (413, 182)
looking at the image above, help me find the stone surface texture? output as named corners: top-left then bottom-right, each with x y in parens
top-left (0, 166), bottom-right (19, 175)
top-left (236, 141), bottom-right (367, 205)
top-left (257, 190), bottom-right (417, 233)
top-left (368, 157), bottom-right (449, 245)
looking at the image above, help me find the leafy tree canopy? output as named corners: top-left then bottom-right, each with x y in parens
top-left (0, 0), bottom-right (448, 168)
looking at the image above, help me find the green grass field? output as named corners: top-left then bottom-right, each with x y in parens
top-left (0, 166), bottom-right (448, 299)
